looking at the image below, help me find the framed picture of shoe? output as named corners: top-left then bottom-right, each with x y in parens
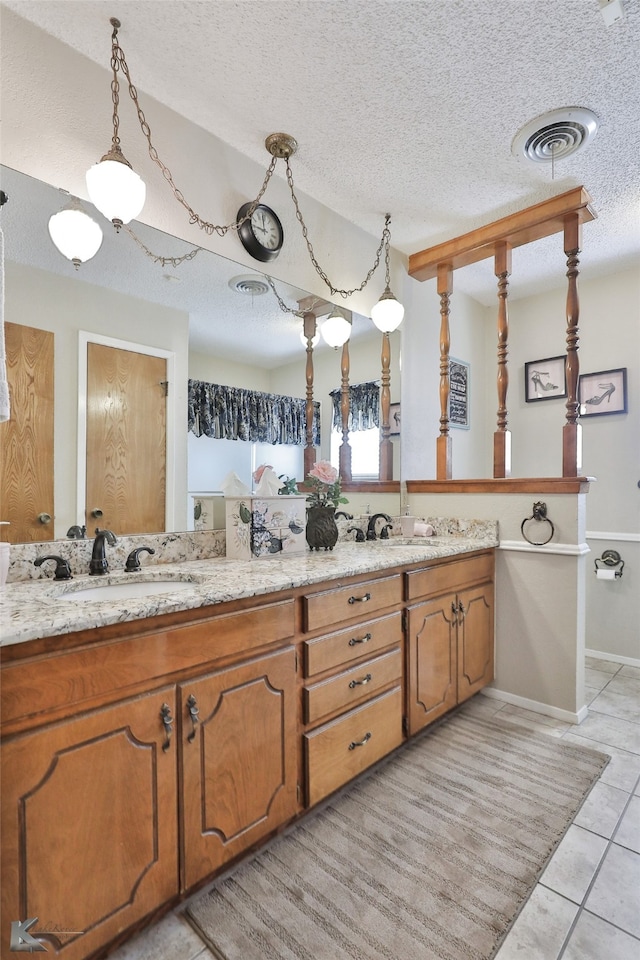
top-left (579, 367), bottom-right (627, 418)
top-left (524, 356), bottom-right (567, 402)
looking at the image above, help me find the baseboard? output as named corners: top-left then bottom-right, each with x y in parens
top-left (481, 687), bottom-right (588, 725)
top-left (585, 648), bottom-right (640, 669)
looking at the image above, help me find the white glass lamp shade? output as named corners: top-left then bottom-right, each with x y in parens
top-left (48, 204), bottom-right (103, 267)
top-left (371, 288), bottom-right (404, 332)
top-left (299, 329), bottom-right (320, 348)
top-left (86, 158), bottom-right (146, 227)
top-left (321, 310), bottom-right (352, 348)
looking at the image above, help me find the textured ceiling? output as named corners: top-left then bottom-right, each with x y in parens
top-left (2, 0), bottom-right (639, 356)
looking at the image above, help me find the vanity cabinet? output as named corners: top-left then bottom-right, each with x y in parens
top-left (0, 597), bottom-right (297, 960)
top-left (406, 553), bottom-right (494, 735)
top-left (0, 686), bottom-right (179, 960)
top-left (301, 575), bottom-right (405, 807)
top-left (180, 648), bottom-right (297, 890)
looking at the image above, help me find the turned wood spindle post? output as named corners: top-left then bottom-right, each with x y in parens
top-left (436, 263), bottom-right (453, 480)
top-left (303, 312), bottom-right (317, 477)
top-left (379, 332), bottom-right (393, 480)
top-left (562, 214), bottom-right (582, 477)
top-left (494, 242), bottom-right (512, 478)
top-left (339, 340), bottom-right (352, 482)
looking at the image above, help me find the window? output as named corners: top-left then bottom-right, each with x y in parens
top-left (330, 426), bottom-right (380, 479)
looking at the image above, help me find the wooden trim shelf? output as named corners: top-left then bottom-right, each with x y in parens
top-left (406, 477), bottom-right (593, 494)
top-left (408, 187), bottom-right (596, 281)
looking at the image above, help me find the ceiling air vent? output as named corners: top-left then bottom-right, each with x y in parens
top-left (512, 107), bottom-right (599, 164)
top-left (228, 274), bottom-right (269, 296)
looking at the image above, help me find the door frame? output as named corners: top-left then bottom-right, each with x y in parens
top-left (77, 331), bottom-right (176, 533)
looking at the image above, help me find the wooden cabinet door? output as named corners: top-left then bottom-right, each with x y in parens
top-left (407, 596), bottom-right (457, 735)
top-left (0, 687), bottom-right (178, 960)
top-left (0, 322), bottom-right (54, 542)
top-left (180, 648), bottom-right (297, 890)
top-left (457, 583), bottom-right (494, 703)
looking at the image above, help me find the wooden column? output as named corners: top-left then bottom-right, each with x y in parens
top-left (339, 340), bottom-right (352, 482)
top-left (494, 242), bottom-right (512, 478)
top-left (436, 263), bottom-right (453, 480)
top-left (379, 332), bottom-right (393, 480)
top-left (562, 214), bottom-right (582, 477)
top-left (303, 312), bottom-right (317, 477)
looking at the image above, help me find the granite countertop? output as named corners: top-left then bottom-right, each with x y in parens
top-left (0, 536), bottom-right (498, 648)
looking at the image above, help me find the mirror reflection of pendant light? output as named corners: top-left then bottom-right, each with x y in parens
top-left (321, 308), bottom-right (352, 348)
top-left (85, 18), bottom-right (146, 230)
top-left (48, 195), bottom-right (103, 268)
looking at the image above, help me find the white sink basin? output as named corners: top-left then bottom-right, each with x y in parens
top-left (374, 537), bottom-right (454, 546)
top-left (57, 579), bottom-right (197, 602)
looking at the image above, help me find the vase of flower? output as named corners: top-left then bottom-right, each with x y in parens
top-left (304, 461), bottom-right (348, 552)
top-left (305, 505), bottom-right (339, 551)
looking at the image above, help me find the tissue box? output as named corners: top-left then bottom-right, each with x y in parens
top-left (225, 496), bottom-right (307, 560)
top-left (192, 494), bottom-right (226, 531)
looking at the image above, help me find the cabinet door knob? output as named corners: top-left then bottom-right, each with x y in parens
top-left (186, 694), bottom-right (200, 743)
top-left (37, 513), bottom-right (52, 524)
top-left (349, 731), bottom-right (372, 750)
top-left (160, 702), bottom-right (173, 752)
top-left (349, 673), bottom-right (372, 689)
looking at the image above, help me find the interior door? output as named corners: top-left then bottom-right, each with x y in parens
top-left (86, 342), bottom-right (166, 535)
top-left (0, 322), bottom-right (54, 543)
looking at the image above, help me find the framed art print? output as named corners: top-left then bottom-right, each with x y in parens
top-left (389, 402), bottom-right (401, 436)
top-left (579, 367), bottom-right (627, 417)
top-left (449, 358), bottom-right (470, 429)
top-left (525, 356), bottom-right (567, 402)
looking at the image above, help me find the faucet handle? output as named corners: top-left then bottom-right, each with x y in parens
top-left (125, 547), bottom-right (156, 572)
top-left (34, 555), bottom-right (73, 581)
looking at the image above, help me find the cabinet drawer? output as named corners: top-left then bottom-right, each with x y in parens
top-left (304, 687), bottom-right (403, 807)
top-left (304, 647), bottom-right (402, 724)
top-left (303, 612), bottom-right (402, 678)
top-left (303, 574), bottom-right (402, 633)
top-left (406, 552), bottom-right (494, 602)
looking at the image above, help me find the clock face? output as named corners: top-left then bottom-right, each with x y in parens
top-left (251, 207), bottom-right (280, 250)
top-left (237, 202), bottom-right (283, 262)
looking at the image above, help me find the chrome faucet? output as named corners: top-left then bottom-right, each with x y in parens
top-left (366, 513), bottom-right (392, 540)
top-left (90, 528), bottom-right (117, 575)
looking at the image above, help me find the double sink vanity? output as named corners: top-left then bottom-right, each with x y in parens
top-left (0, 523), bottom-right (497, 959)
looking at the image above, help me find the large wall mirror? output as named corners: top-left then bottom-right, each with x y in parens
top-left (0, 165), bottom-right (400, 544)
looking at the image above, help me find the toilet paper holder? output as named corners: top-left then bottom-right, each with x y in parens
top-left (594, 550), bottom-right (624, 578)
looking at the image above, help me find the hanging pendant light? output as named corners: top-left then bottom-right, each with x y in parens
top-left (371, 214), bottom-right (404, 332)
top-left (321, 308), bottom-right (352, 348)
top-left (48, 195), bottom-right (103, 268)
top-left (85, 18), bottom-right (146, 230)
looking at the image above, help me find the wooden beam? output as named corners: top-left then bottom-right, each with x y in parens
top-left (409, 187), bottom-right (596, 282)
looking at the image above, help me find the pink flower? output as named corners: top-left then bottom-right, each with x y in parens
top-left (309, 460), bottom-right (338, 485)
top-left (253, 463), bottom-right (272, 483)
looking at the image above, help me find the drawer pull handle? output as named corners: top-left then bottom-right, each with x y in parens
top-left (186, 694), bottom-right (200, 743)
top-left (349, 731), bottom-right (372, 750)
top-left (349, 632), bottom-right (372, 646)
top-left (160, 702), bottom-right (173, 752)
top-left (348, 592), bottom-right (371, 605)
top-left (349, 673), bottom-right (372, 689)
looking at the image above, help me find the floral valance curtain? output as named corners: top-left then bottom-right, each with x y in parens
top-left (329, 381), bottom-right (380, 431)
top-left (188, 380), bottom-right (321, 446)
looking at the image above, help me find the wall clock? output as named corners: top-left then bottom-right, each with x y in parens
top-left (236, 202), bottom-right (284, 262)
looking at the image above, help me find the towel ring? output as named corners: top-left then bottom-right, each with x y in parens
top-left (521, 501), bottom-right (555, 546)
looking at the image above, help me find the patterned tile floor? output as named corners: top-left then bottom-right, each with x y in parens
top-left (109, 657), bottom-right (640, 960)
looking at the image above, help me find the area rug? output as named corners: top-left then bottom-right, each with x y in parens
top-left (185, 703), bottom-right (608, 960)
